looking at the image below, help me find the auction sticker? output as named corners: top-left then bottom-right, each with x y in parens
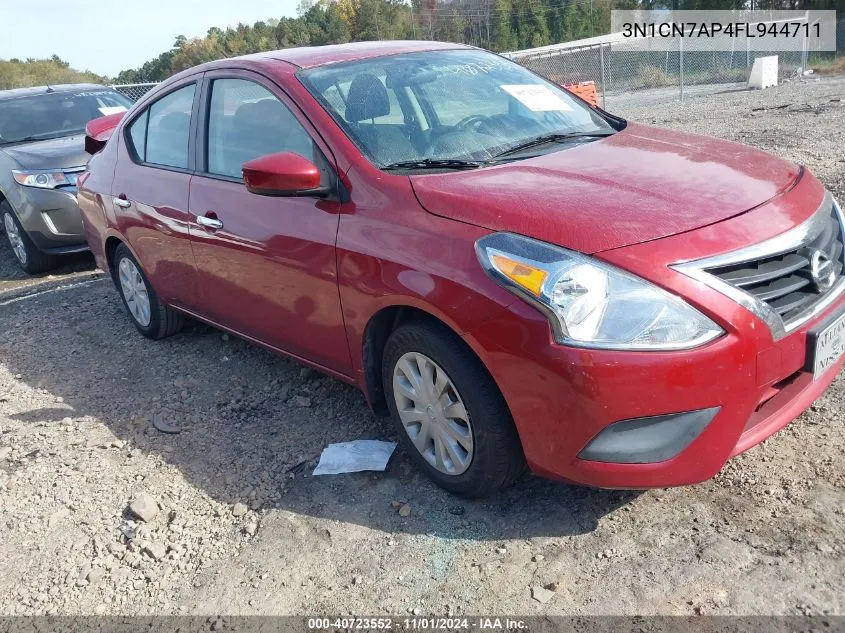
top-left (98, 106), bottom-right (128, 116)
top-left (501, 84), bottom-right (573, 111)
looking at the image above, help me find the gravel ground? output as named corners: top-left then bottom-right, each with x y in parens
top-left (0, 247), bottom-right (97, 295)
top-left (0, 76), bottom-right (843, 617)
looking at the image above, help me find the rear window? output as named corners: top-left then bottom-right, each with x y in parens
top-left (0, 89), bottom-right (132, 145)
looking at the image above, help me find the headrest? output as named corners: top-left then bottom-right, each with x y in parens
top-left (344, 73), bottom-right (390, 122)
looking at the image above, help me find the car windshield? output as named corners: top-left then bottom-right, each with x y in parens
top-left (0, 89), bottom-right (132, 145)
top-left (299, 49), bottom-right (617, 170)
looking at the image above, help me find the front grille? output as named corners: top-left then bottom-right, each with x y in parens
top-left (674, 192), bottom-right (845, 339)
top-left (705, 201), bottom-right (844, 326)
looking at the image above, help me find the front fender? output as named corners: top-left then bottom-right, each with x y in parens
top-left (0, 155), bottom-right (25, 217)
top-left (336, 214), bottom-right (516, 378)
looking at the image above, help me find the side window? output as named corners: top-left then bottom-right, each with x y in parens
top-left (127, 84), bottom-right (195, 169)
top-left (206, 78), bottom-right (324, 180)
top-left (127, 110), bottom-right (148, 162)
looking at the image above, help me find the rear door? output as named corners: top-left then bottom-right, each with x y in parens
top-left (187, 70), bottom-right (351, 374)
top-left (111, 79), bottom-right (201, 309)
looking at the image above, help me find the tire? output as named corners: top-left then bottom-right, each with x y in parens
top-left (382, 320), bottom-right (525, 498)
top-left (112, 243), bottom-right (183, 339)
top-left (1, 201), bottom-right (57, 274)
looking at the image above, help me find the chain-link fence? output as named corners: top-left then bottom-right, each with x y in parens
top-left (808, 16), bottom-right (845, 69)
top-left (111, 83), bottom-right (158, 102)
top-left (113, 20), bottom-right (843, 110)
top-left (507, 17), bottom-right (845, 109)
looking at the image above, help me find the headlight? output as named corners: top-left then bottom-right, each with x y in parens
top-left (476, 232), bottom-right (724, 350)
top-left (12, 169), bottom-right (72, 189)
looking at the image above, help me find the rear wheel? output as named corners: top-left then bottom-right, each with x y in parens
top-left (1, 201), bottom-right (57, 274)
top-left (113, 243), bottom-right (183, 339)
top-left (382, 320), bottom-right (525, 498)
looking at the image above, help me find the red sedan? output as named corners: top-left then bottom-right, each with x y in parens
top-left (77, 41), bottom-right (845, 498)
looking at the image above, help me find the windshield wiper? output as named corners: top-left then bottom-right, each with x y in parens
top-left (0, 132), bottom-right (78, 145)
top-left (491, 131), bottom-right (616, 160)
top-left (382, 158), bottom-right (483, 171)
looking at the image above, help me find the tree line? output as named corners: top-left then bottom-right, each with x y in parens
top-left (0, 55), bottom-right (104, 91)
top-left (112, 0), bottom-right (845, 84)
top-left (1, 0), bottom-right (841, 89)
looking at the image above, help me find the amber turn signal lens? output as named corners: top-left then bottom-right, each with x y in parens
top-left (489, 253), bottom-right (548, 296)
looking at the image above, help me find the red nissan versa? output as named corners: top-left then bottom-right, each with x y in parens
top-left (77, 41), bottom-right (845, 498)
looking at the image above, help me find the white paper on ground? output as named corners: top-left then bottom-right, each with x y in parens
top-left (501, 84), bottom-right (573, 112)
top-left (312, 440), bottom-right (397, 475)
top-left (98, 106), bottom-right (128, 116)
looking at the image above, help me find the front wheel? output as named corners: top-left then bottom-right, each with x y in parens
top-left (1, 201), bottom-right (57, 274)
top-left (382, 320), bottom-right (525, 498)
top-left (113, 244), bottom-right (183, 339)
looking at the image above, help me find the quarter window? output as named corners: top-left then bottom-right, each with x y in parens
top-left (127, 110), bottom-right (148, 162)
top-left (126, 84), bottom-right (195, 169)
top-left (206, 78), bottom-right (323, 179)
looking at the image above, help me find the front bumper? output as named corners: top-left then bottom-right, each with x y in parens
top-left (463, 172), bottom-right (844, 489)
top-left (5, 183), bottom-right (87, 252)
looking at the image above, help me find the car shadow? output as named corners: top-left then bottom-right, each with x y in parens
top-left (0, 230), bottom-right (97, 293)
top-left (9, 407), bottom-right (78, 423)
top-left (0, 277), bottom-right (640, 539)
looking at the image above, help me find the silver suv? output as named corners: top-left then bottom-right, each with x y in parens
top-left (0, 84), bottom-right (132, 273)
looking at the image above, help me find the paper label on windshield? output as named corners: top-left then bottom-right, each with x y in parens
top-left (501, 84), bottom-right (573, 112)
top-left (98, 106), bottom-right (127, 116)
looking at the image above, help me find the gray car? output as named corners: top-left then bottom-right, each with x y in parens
top-left (0, 84), bottom-right (133, 274)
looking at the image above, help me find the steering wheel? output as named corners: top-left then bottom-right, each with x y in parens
top-left (455, 114), bottom-right (491, 131)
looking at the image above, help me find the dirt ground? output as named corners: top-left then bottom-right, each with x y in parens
top-left (0, 76), bottom-right (843, 617)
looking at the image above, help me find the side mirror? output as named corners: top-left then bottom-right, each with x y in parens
top-left (242, 152), bottom-right (329, 197)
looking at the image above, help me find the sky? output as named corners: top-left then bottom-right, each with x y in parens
top-left (1, 0), bottom-right (301, 77)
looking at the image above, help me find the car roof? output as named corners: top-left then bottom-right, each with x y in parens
top-left (178, 40), bottom-right (475, 78)
top-left (256, 40), bottom-right (474, 69)
top-left (0, 83), bottom-right (113, 101)
top-left (150, 41), bottom-right (482, 96)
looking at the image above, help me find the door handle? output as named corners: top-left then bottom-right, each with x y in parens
top-left (113, 195), bottom-right (131, 209)
top-left (196, 214), bottom-right (223, 230)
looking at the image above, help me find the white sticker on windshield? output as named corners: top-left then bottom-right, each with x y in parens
top-left (98, 106), bottom-right (127, 116)
top-left (501, 85), bottom-right (573, 112)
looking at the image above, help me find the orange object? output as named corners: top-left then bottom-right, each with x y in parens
top-left (562, 81), bottom-right (598, 106)
top-left (489, 253), bottom-right (548, 295)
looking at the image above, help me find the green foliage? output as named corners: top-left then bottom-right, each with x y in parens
top-left (116, 0), bottom-right (408, 82)
top-left (0, 57), bottom-right (105, 91)
top-left (9, 0), bottom-right (841, 88)
top-left (639, 64), bottom-right (674, 86)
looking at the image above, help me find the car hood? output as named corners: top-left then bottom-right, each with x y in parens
top-left (1, 135), bottom-right (88, 171)
top-left (410, 123), bottom-right (801, 254)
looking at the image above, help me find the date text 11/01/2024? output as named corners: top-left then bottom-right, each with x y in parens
top-left (308, 617), bottom-right (528, 630)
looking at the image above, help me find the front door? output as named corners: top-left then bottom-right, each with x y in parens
top-left (187, 72), bottom-right (351, 374)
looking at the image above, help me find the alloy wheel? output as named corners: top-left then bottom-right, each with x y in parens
top-left (392, 351), bottom-right (474, 475)
top-left (117, 257), bottom-right (152, 327)
top-left (3, 213), bottom-right (27, 265)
